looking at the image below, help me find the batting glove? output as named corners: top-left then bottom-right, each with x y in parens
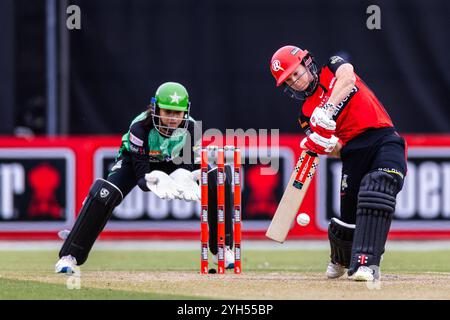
top-left (310, 103), bottom-right (336, 138)
top-left (300, 132), bottom-right (339, 155)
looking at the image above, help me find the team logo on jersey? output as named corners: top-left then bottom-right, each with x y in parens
top-left (272, 60), bottom-right (285, 72)
top-left (129, 133), bottom-right (144, 146)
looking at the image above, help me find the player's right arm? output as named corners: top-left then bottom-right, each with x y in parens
top-left (326, 56), bottom-right (356, 107)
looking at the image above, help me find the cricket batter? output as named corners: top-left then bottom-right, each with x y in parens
top-left (55, 82), bottom-right (235, 273)
top-left (270, 46), bottom-right (407, 281)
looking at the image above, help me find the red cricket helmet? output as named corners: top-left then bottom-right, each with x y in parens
top-left (270, 45), bottom-right (309, 86)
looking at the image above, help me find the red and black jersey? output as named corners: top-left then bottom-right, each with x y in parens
top-left (298, 56), bottom-right (394, 145)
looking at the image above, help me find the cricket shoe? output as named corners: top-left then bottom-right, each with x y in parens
top-left (55, 255), bottom-right (77, 274)
top-left (326, 261), bottom-right (347, 279)
top-left (348, 266), bottom-right (379, 281)
top-left (212, 246), bottom-right (235, 269)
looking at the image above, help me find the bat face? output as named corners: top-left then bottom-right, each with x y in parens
top-left (265, 150), bottom-right (319, 243)
top-left (292, 151), bottom-right (318, 190)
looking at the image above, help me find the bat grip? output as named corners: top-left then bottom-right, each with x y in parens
top-left (306, 150), bottom-right (318, 157)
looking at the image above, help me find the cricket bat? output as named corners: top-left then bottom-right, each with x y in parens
top-left (265, 150), bottom-right (319, 243)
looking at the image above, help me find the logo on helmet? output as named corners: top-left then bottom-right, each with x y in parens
top-left (271, 60), bottom-right (285, 72)
top-left (170, 92), bottom-right (181, 104)
top-left (290, 47), bottom-right (300, 55)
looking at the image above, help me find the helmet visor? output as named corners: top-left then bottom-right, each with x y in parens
top-left (282, 59), bottom-right (319, 101)
top-left (282, 68), bottom-right (310, 100)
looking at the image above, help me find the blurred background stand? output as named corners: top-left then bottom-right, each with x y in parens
top-left (0, 0), bottom-right (15, 134)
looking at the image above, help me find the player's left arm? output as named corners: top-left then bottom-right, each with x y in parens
top-left (326, 57), bottom-right (356, 106)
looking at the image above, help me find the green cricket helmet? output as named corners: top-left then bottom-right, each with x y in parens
top-left (150, 82), bottom-right (191, 137)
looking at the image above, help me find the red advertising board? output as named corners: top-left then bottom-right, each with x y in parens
top-left (1, 134), bottom-right (450, 240)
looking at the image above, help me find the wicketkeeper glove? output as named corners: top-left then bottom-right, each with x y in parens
top-left (169, 168), bottom-right (201, 202)
top-left (145, 170), bottom-right (183, 200)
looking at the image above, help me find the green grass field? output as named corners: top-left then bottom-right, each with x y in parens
top-left (1, 248), bottom-right (450, 299)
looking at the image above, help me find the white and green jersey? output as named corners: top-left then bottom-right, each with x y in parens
top-left (116, 111), bottom-right (200, 177)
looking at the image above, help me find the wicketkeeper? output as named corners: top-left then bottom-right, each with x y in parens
top-left (270, 46), bottom-right (407, 281)
top-left (55, 82), bottom-right (235, 273)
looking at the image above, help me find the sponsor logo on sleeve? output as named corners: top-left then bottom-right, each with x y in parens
top-left (129, 133), bottom-right (144, 147)
top-left (330, 56), bottom-right (344, 64)
top-left (331, 86), bottom-right (359, 117)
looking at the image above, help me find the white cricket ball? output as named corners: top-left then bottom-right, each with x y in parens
top-left (296, 213), bottom-right (310, 227)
